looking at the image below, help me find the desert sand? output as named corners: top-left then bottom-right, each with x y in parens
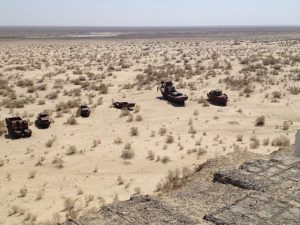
top-left (0, 38), bottom-right (299, 224)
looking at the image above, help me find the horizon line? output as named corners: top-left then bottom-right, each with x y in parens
top-left (1, 25), bottom-right (300, 28)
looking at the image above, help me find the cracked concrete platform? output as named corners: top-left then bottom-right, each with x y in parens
top-left (61, 148), bottom-right (299, 225)
top-left (204, 155), bottom-right (300, 225)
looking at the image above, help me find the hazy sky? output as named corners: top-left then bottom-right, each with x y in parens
top-left (0, 0), bottom-right (299, 26)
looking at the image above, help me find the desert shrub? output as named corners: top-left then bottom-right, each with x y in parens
top-left (16, 79), bottom-right (33, 87)
top-left (197, 148), bottom-right (207, 157)
top-left (56, 99), bottom-right (80, 112)
top-left (114, 137), bottom-right (123, 144)
top-left (147, 150), bottom-right (155, 160)
top-left (99, 83), bottom-right (108, 94)
top-left (272, 91), bottom-right (281, 99)
top-left (135, 115), bottom-right (143, 122)
top-left (263, 138), bottom-right (270, 146)
top-left (250, 136), bottom-right (260, 149)
top-left (47, 91), bottom-right (58, 100)
top-left (64, 198), bottom-right (75, 211)
top-left (130, 127), bottom-right (138, 136)
top-left (37, 99), bottom-right (45, 105)
top-left (166, 135), bottom-right (174, 144)
top-left (159, 127), bottom-right (167, 136)
top-left (133, 105), bottom-right (140, 113)
top-left (161, 156), bottom-right (171, 164)
top-left (117, 176), bottom-right (124, 185)
top-left (52, 157), bottom-right (64, 169)
top-left (65, 115), bottom-right (77, 125)
top-left (282, 121), bottom-right (289, 130)
top-left (255, 115), bottom-right (265, 126)
top-left (121, 147), bottom-right (135, 159)
top-left (45, 137), bottom-right (56, 148)
top-left (182, 167), bottom-right (193, 178)
top-left (119, 109), bottom-right (130, 118)
top-left (236, 134), bottom-right (243, 142)
top-left (271, 136), bottom-right (290, 147)
top-left (19, 186), bottom-right (28, 197)
top-left (0, 120), bottom-right (7, 136)
top-left (188, 125), bottom-right (196, 134)
top-left (155, 169), bottom-right (181, 192)
top-left (263, 55), bottom-right (279, 66)
top-left (288, 86), bottom-right (300, 95)
top-left (66, 145), bottom-right (77, 155)
top-left (28, 170), bottom-right (36, 179)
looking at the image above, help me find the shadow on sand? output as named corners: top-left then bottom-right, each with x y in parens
top-left (156, 96), bottom-right (186, 107)
top-left (207, 99), bottom-right (227, 107)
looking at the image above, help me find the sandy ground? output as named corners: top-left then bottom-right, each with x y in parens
top-left (0, 39), bottom-right (299, 224)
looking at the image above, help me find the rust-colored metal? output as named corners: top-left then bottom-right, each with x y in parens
top-left (207, 90), bottom-right (228, 106)
top-left (6, 117), bottom-right (32, 138)
top-left (159, 81), bottom-right (188, 104)
top-left (36, 113), bottom-right (53, 129)
top-left (78, 105), bottom-right (91, 117)
top-left (113, 102), bottom-right (136, 111)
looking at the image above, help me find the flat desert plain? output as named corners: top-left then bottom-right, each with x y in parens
top-left (0, 38), bottom-right (299, 224)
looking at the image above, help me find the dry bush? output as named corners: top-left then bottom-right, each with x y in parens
top-left (135, 115), bottom-right (143, 122)
top-left (117, 176), bottom-right (124, 185)
top-left (46, 91), bottom-right (58, 100)
top-left (197, 148), bottom-right (207, 157)
top-left (8, 205), bottom-right (22, 216)
top-left (272, 91), bottom-right (281, 99)
top-left (134, 187), bottom-right (141, 195)
top-left (114, 137), bottom-right (123, 144)
top-left (65, 115), bottom-right (77, 125)
top-left (159, 126), bottom-right (167, 136)
top-left (288, 86), bottom-right (300, 95)
top-left (236, 134), bottom-right (243, 142)
top-left (255, 115), bottom-right (265, 126)
top-left (161, 156), bottom-right (171, 164)
top-left (28, 170), bottom-right (36, 179)
top-left (0, 120), bottom-right (6, 136)
top-left (282, 121), bottom-right (289, 130)
top-left (166, 135), bottom-right (174, 144)
top-left (52, 157), bottom-right (64, 169)
top-left (92, 139), bottom-right (101, 148)
top-left (45, 137), bottom-right (56, 148)
top-left (119, 109), bottom-right (130, 118)
top-left (38, 99), bottom-right (45, 105)
top-left (130, 127), bottom-right (138, 136)
top-left (64, 197), bottom-right (75, 211)
top-left (182, 167), bottom-right (193, 178)
top-left (133, 105), bottom-right (140, 113)
top-left (35, 157), bottom-right (45, 167)
top-left (155, 169), bottom-right (182, 192)
top-left (19, 186), bottom-right (28, 197)
top-left (66, 145), bottom-right (77, 155)
top-left (56, 99), bottom-right (80, 112)
top-left (189, 125), bottom-right (196, 134)
top-left (36, 190), bottom-right (43, 200)
top-left (263, 138), bottom-right (270, 146)
top-left (250, 136), bottom-right (260, 149)
top-left (121, 143), bottom-right (135, 159)
top-left (271, 136), bottom-right (290, 147)
top-left (127, 114), bottom-right (134, 122)
top-left (23, 212), bottom-right (37, 222)
top-left (147, 150), bottom-right (155, 160)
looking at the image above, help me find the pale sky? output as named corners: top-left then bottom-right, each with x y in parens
top-left (0, 0), bottom-right (299, 26)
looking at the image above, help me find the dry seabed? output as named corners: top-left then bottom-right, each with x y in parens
top-left (0, 39), bottom-right (299, 224)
